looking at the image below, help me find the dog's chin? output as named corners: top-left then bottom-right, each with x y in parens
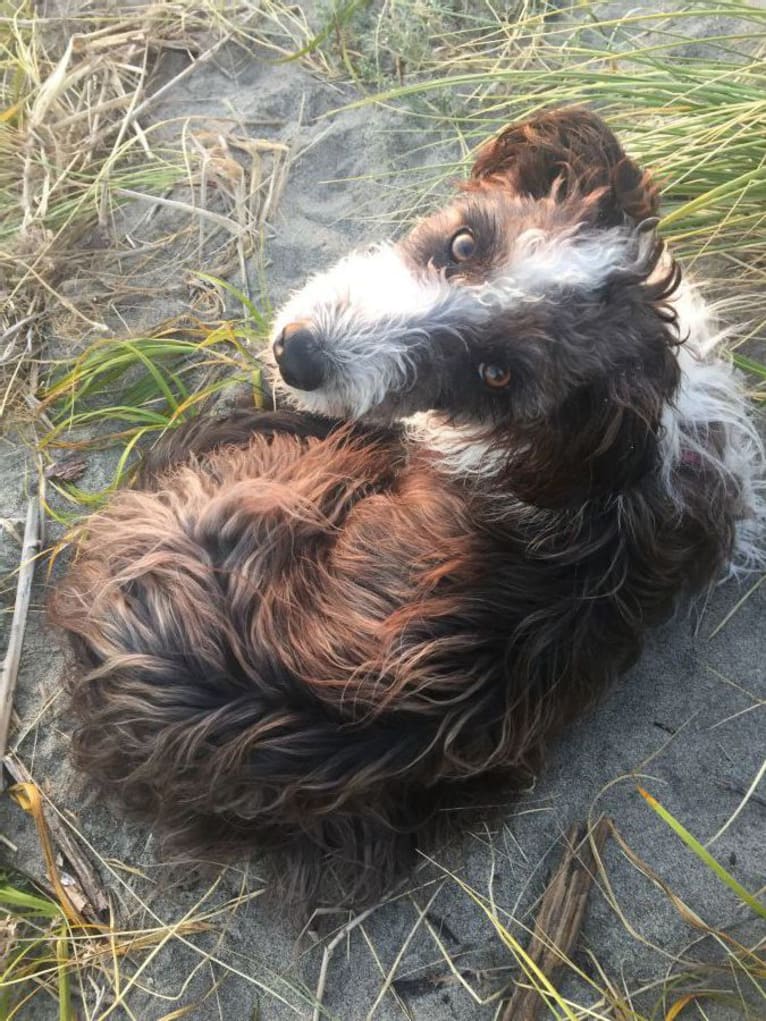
top-left (358, 393), bottom-right (427, 426)
top-left (276, 385), bottom-right (360, 421)
top-left (277, 380), bottom-right (430, 426)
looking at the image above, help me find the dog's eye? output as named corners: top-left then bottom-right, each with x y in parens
top-left (449, 230), bottom-right (476, 262)
top-left (478, 363), bottom-right (511, 389)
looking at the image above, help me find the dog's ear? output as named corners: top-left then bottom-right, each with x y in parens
top-left (469, 107), bottom-right (659, 226)
top-left (499, 252), bottom-right (682, 508)
top-left (504, 369), bottom-right (675, 508)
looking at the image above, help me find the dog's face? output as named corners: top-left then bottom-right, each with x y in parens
top-left (270, 108), bottom-right (677, 435)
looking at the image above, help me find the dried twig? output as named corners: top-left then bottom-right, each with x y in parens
top-left (0, 490), bottom-right (43, 780)
top-left (44, 454), bottom-right (88, 483)
top-left (95, 33), bottom-right (234, 147)
top-left (501, 817), bottom-right (611, 1021)
top-left (4, 754), bottom-right (110, 922)
top-left (312, 902), bottom-right (385, 1021)
top-left (366, 885), bottom-right (443, 1018)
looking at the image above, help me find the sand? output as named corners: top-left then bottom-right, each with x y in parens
top-left (1, 4), bottom-right (764, 1019)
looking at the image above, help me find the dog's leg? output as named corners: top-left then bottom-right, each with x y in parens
top-left (138, 408), bottom-right (339, 484)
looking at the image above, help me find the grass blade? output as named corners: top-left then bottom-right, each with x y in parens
top-left (637, 787), bottom-right (766, 919)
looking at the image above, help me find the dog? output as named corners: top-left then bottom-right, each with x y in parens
top-left (50, 108), bottom-right (764, 905)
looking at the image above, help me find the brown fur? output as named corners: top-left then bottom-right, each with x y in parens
top-left (468, 106), bottom-right (659, 225)
top-left (50, 108), bottom-right (755, 907)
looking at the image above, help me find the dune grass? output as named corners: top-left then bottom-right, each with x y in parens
top-left (38, 309), bottom-right (267, 516)
top-left (0, 0), bottom-right (287, 419)
top-left (2, 1), bottom-right (765, 1019)
top-left (1, 769), bottom-right (318, 1019)
top-left (292, 1), bottom-right (766, 399)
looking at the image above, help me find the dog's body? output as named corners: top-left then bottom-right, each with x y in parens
top-left (50, 109), bottom-right (764, 903)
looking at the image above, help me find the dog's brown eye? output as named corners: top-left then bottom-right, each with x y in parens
top-left (450, 230), bottom-right (475, 262)
top-left (479, 363), bottom-right (511, 389)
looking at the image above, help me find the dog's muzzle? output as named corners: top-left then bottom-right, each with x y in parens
top-left (273, 322), bottom-right (327, 392)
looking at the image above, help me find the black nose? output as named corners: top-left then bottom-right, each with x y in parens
top-left (272, 324), bottom-right (326, 392)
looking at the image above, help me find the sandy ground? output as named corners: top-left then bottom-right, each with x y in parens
top-left (1, 6), bottom-right (764, 1019)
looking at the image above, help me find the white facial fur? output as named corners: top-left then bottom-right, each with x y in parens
top-left (270, 227), bottom-right (645, 418)
top-left (270, 243), bottom-right (481, 417)
top-left (270, 227), bottom-right (764, 574)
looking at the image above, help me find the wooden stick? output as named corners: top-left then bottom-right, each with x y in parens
top-left (0, 492), bottom-right (42, 777)
top-left (312, 902), bottom-right (384, 1021)
top-left (4, 755), bottom-right (110, 922)
top-left (502, 817), bottom-right (611, 1021)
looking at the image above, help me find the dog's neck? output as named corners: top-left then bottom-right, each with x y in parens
top-left (404, 412), bottom-right (508, 481)
top-left (404, 405), bottom-right (662, 510)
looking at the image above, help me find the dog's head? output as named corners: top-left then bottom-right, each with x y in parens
top-left (270, 108), bottom-right (681, 500)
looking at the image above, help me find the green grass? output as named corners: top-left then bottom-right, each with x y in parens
top-left (38, 310), bottom-right (267, 516)
top-left (0, 875), bottom-right (74, 1021)
top-left (639, 788), bottom-right (766, 921)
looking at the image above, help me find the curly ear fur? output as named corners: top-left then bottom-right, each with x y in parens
top-left (495, 236), bottom-right (683, 507)
top-left (469, 106), bottom-right (659, 225)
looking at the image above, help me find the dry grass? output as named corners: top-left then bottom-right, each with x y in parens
top-left (1, 764), bottom-right (314, 1020)
top-left (0, 3), bottom-right (298, 1016)
top-left (1, 2), bottom-right (765, 1019)
top-left (0, 0), bottom-right (290, 420)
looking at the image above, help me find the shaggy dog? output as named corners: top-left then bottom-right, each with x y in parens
top-left (50, 108), bottom-right (764, 904)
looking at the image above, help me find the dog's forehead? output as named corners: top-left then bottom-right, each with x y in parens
top-left (400, 193), bottom-right (516, 278)
top-left (396, 187), bottom-right (627, 299)
top-left (401, 190), bottom-right (590, 262)
top-left (405, 192), bottom-right (516, 242)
